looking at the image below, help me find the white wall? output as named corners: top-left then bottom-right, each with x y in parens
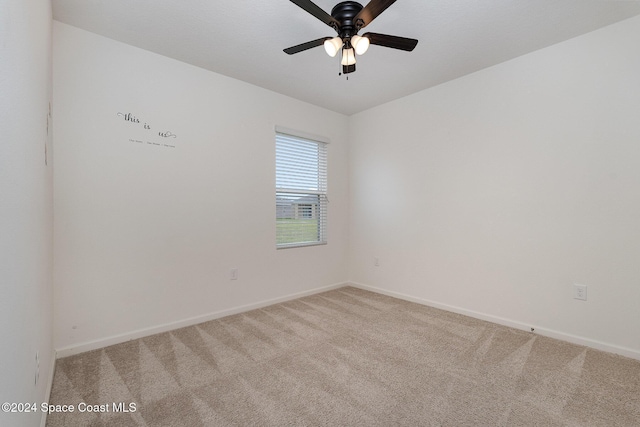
top-left (53, 22), bottom-right (350, 353)
top-left (0, 1), bottom-right (54, 426)
top-left (52, 14), bottom-right (640, 359)
top-left (349, 15), bottom-right (640, 357)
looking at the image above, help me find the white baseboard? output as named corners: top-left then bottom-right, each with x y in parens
top-left (349, 281), bottom-right (640, 361)
top-left (56, 282), bottom-right (348, 358)
top-left (55, 280), bottom-right (640, 361)
top-left (40, 350), bottom-right (57, 427)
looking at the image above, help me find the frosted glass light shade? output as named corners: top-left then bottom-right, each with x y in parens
top-left (324, 37), bottom-right (342, 57)
top-left (341, 48), bottom-right (356, 65)
top-left (351, 35), bottom-right (370, 55)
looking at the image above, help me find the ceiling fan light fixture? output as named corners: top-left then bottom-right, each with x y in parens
top-left (323, 36), bottom-right (342, 57)
top-left (351, 34), bottom-right (370, 55)
top-left (341, 47), bottom-right (356, 66)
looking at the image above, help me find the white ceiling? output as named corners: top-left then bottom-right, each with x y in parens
top-left (52, 0), bottom-right (640, 115)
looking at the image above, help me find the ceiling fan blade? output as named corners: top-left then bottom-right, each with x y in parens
top-left (354, 0), bottom-right (397, 29)
top-left (363, 32), bottom-right (418, 51)
top-left (284, 37), bottom-right (331, 55)
top-left (289, 0), bottom-right (340, 30)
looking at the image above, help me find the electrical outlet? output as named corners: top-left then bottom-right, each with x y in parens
top-left (230, 268), bottom-right (238, 280)
top-left (374, 257), bottom-right (379, 267)
top-left (574, 284), bottom-right (587, 301)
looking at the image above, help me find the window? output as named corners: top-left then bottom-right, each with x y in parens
top-left (276, 130), bottom-right (327, 248)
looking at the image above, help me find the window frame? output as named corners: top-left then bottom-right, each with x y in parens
top-left (275, 127), bottom-right (329, 249)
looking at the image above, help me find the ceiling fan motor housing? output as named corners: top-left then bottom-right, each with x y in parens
top-left (331, 1), bottom-right (364, 38)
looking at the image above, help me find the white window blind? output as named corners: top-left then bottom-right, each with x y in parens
top-left (276, 131), bottom-right (327, 248)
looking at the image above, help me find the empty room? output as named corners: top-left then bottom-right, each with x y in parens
top-left (2, 0), bottom-right (640, 426)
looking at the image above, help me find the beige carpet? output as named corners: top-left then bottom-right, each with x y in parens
top-left (47, 286), bottom-right (640, 426)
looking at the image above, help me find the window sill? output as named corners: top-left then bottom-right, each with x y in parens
top-left (276, 242), bottom-right (327, 250)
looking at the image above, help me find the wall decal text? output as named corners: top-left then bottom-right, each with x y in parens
top-left (117, 112), bottom-right (177, 148)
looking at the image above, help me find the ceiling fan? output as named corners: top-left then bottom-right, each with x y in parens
top-left (284, 0), bottom-right (418, 74)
